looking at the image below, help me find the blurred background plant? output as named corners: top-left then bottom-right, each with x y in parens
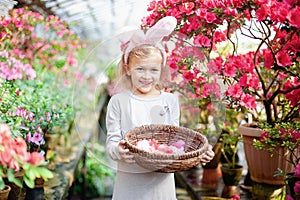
top-left (0, 7), bottom-right (86, 154)
top-left (0, 123), bottom-right (53, 190)
top-left (72, 142), bottom-right (115, 199)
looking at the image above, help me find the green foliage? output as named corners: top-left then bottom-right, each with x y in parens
top-left (73, 142), bottom-right (115, 197)
top-left (220, 109), bottom-right (243, 168)
top-left (253, 122), bottom-right (300, 167)
top-left (22, 162), bottom-right (53, 189)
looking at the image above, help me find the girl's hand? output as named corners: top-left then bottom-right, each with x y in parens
top-left (118, 140), bottom-right (135, 164)
top-left (200, 145), bottom-right (215, 165)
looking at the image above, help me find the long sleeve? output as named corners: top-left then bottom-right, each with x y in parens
top-left (105, 96), bottom-right (122, 160)
top-left (170, 94), bottom-right (180, 126)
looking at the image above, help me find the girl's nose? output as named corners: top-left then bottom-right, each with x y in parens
top-left (142, 70), bottom-right (151, 78)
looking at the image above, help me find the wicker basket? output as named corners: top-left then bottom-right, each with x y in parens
top-left (124, 124), bottom-right (209, 173)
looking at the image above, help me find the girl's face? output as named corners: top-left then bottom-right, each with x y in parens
top-left (127, 53), bottom-right (162, 97)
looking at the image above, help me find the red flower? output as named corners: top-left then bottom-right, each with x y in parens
top-left (287, 6), bottom-right (300, 28)
top-left (240, 94), bottom-right (256, 110)
top-left (256, 4), bottom-right (269, 21)
top-left (276, 51), bottom-right (292, 66)
top-left (213, 30), bottom-right (226, 43)
top-left (179, 2), bottom-right (195, 15)
top-left (194, 35), bottom-right (210, 47)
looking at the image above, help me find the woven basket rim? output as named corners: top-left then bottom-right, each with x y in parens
top-left (125, 124), bottom-right (208, 160)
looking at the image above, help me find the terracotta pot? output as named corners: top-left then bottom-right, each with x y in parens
top-left (5, 170), bottom-right (25, 200)
top-left (201, 163), bottom-right (221, 186)
top-left (0, 185), bottom-right (11, 200)
top-left (238, 124), bottom-right (295, 185)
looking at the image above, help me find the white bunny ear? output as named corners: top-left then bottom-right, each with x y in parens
top-left (129, 30), bottom-right (146, 46)
top-left (145, 16), bottom-right (177, 44)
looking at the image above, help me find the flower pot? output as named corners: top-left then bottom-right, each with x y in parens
top-left (221, 164), bottom-right (243, 186)
top-left (220, 164), bottom-right (243, 198)
top-left (238, 124), bottom-right (296, 185)
top-left (201, 163), bottom-right (222, 188)
top-left (201, 141), bottom-right (223, 188)
top-left (25, 178), bottom-right (44, 200)
top-left (0, 185), bottom-right (11, 200)
top-left (4, 170), bottom-right (25, 200)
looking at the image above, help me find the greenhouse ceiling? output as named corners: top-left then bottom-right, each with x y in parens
top-left (15, 0), bottom-right (151, 41)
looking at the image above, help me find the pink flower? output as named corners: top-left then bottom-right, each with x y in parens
top-left (285, 195), bottom-right (294, 200)
top-left (256, 4), bottom-right (269, 21)
top-left (295, 163), bottom-right (300, 178)
top-left (239, 74), bottom-right (259, 89)
top-left (27, 152), bottom-right (44, 165)
top-left (179, 2), bottom-right (194, 15)
top-left (287, 6), bottom-right (300, 28)
top-left (213, 31), bottom-right (226, 43)
top-left (226, 84), bottom-right (243, 100)
top-left (263, 49), bottom-right (274, 69)
top-left (195, 8), bottom-right (207, 18)
top-left (182, 71), bottom-right (195, 81)
top-left (240, 94), bottom-right (256, 110)
top-left (231, 194), bottom-right (240, 200)
top-left (276, 51), bottom-right (292, 67)
top-left (194, 35), bottom-right (211, 47)
top-left (205, 12), bottom-right (217, 23)
top-left (29, 132), bottom-right (43, 145)
top-left (223, 63), bottom-right (237, 77)
top-left (294, 181), bottom-right (300, 193)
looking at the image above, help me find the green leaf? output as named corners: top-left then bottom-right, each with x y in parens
top-left (25, 167), bottom-right (36, 180)
top-left (0, 179), bottom-right (4, 191)
top-left (36, 167), bottom-right (53, 180)
top-left (23, 175), bottom-right (34, 189)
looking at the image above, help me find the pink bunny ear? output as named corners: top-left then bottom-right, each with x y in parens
top-left (121, 16), bottom-right (177, 65)
top-left (145, 16), bottom-right (177, 44)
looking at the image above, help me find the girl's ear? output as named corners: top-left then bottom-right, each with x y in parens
top-left (124, 64), bottom-right (131, 76)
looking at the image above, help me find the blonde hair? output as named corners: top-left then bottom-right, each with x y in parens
top-left (114, 44), bottom-right (171, 91)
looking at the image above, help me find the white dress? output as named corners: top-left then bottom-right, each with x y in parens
top-left (106, 90), bottom-right (180, 200)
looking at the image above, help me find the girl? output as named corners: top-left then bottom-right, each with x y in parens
top-left (106, 17), bottom-right (214, 200)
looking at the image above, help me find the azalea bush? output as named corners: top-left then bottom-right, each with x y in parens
top-left (143, 0), bottom-right (300, 126)
top-left (0, 7), bottom-right (85, 152)
top-left (254, 122), bottom-right (300, 167)
top-left (0, 123), bottom-right (53, 190)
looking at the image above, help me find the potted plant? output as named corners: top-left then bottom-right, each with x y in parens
top-left (0, 7), bottom-right (85, 152)
top-left (142, 0), bottom-right (300, 192)
top-left (218, 110), bottom-right (243, 198)
top-left (0, 123), bottom-right (53, 199)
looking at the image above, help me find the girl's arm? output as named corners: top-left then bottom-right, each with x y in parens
top-left (105, 96), bottom-right (135, 163)
top-left (106, 97), bottom-right (123, 160)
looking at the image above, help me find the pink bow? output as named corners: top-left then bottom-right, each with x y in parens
top-left (121, 16), bottom-right (177, 66)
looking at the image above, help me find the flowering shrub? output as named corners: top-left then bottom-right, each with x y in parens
top-left (142, 0), bottom-right (300, 174)
top-left (0, 123), bottom-right (53, 190)
top-left (0, 7), bottom-right (85, 152)
top-left (143, 0), bottom-right (300, 126)
top-left (254, 122), bottom-right (300, 167)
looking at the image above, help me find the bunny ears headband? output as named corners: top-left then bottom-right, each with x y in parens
top-left (120, 16), bottom-right (177, 66)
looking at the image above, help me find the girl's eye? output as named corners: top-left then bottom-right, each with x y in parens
top-left (135, 67), bottom-right (144, 71)
top-left (151, 68), bottom-right (159, 72)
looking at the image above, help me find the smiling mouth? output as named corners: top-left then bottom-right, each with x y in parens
top-left (140, 81), bottom-right (152, 85)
